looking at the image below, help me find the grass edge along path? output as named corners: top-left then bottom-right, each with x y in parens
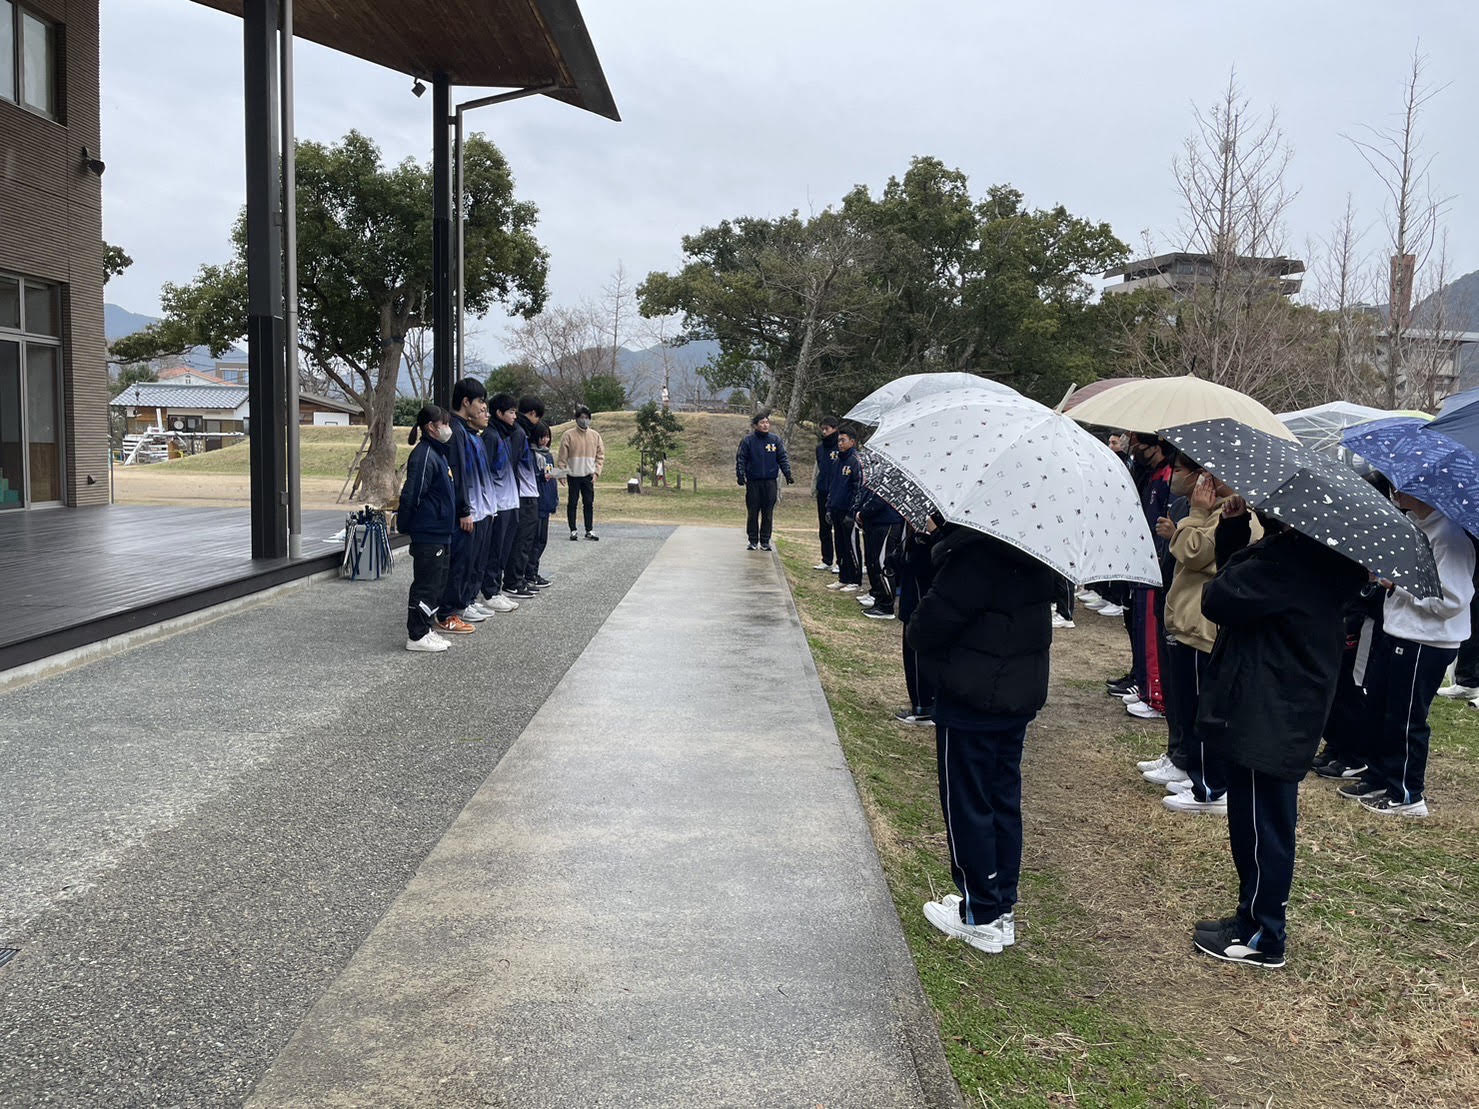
top-left (777, 541), bottom-right (1216, 1109)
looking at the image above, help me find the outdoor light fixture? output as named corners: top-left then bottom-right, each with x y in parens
top-left (411, 79), bottom-right (426, 98)
top-left (81, 146), bottom-right (106, 176)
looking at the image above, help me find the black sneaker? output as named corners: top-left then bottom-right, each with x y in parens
top-left (1193, 923), bottom-right (1285, 969)
top-left (864, 605), bottom-right (895, 620)
top-left (532, 575), bottom-right (552, 587)
top-left (570, 530), bottom-right (579, 541)
top-left (1194, 914), bottom-right (1239, 936)
top-left (585, 532), bottom-right (599, 541)
top-left (1107, 681), bottom-right (1135, 697)
top-left (747, 541), bottom-right (759, 551)
top-left (759, 542), bottom-right (773, 551)
top-left (1106, 673), bottom-right (1134, 690)
top-left (504, 585), bottom-right (538, 599)
top-left (1315, 759), bottom-right (1368, 780)
top-left (1337, 779), bottom-right (1386, 802)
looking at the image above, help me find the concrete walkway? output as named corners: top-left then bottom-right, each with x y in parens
top-left (249, 527), bottom-right (958, 1108)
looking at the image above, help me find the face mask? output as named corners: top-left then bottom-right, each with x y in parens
top-left (576, 417), bottom-right (590, 429)
top-left (434, 425), bottom-right (452, 443)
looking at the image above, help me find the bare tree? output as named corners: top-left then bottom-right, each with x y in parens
top-left (1346, 48), bottom-right (1449, 408)
top-left (1116, 72), bottom-right (1325, 408)
top-left (1405, 233), bottom-right (1455, 412)
top-left (1309, 196), bottom-right (1381, 403)
top-left (602, 261), bottom-right (635, 378)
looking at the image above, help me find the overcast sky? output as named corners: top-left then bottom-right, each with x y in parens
top-left (101, 1), bottom-right (1479, 363)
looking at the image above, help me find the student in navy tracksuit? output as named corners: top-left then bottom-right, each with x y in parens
top-left (826, 425), bottom-right (864, 589)
top-left (813, 416), bottom-right (841, 570)
top-left (894, 521), bottom-right (937, 724)
top-left (735, 409), bottom-right (794, 550)
top-left (437, 378), bottom-right (494, 635)
top-left (504, 396), bottom-right (545, 595)
top-left (398, 404), bottom-right (456, 652)
top-left (856, 479), bottom-right (904, 618)
top-left (1127, 434), bottom-right (1173, 717)
top-left (528, 422), bottom-right (558, 588)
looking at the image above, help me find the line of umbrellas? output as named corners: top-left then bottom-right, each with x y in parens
top-left (845, 372), bottom-right (1445, 600)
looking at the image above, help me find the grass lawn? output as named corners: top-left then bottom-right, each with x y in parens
top-left (776, 537), bottom-right (1479, 1108)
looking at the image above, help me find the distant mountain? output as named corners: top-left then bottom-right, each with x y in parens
top-left (1413, 269), bottom-right (1479, 388)
top-left (104, 302), bottom-right (244, 375)
top-left (615, 339), bottom-right (731, 406)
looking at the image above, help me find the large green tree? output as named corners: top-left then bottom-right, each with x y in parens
top-left (110, 130), bottom-right (549, 503)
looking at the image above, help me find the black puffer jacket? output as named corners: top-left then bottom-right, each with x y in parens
top-left (1197, 528), bottom-right (1367, 781)
top-left (905, 527), bottom-right (1057, 718)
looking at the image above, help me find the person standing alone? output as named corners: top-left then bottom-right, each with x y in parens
top-left (735, 409), bottom-right (794, 551)
top-left (557, 405), bottom-right (605, 541)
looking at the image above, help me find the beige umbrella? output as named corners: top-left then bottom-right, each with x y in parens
top-left (1066, 374), bottom-right (1298, 442)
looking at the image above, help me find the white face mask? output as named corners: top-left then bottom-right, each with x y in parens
top-left (434, 424), bottom-right (452, 443)
top-left (576, 417), bottom-right (591, 429)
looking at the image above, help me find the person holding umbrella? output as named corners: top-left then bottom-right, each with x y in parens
top-left (864, 383), bottom-right (1163, 954)
top-left (1164, 419), bottom-right (1440, 968)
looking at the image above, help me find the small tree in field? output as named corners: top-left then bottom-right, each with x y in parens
top-left (629, 401), bottom-right (682, 477)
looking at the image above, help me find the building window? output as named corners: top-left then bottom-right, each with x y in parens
top-left (1, 2), bottom-right (59, 120)
top-left (0, 272), bottom-right (64, 508)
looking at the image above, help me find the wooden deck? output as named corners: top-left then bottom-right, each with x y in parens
top-left (0, 506), bottom-right (360, 672)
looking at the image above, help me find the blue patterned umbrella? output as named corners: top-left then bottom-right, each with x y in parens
top-left (1165, 418), bottom-right (1440, 599)
top-left (1342, 418), bottom-right (1479, 539)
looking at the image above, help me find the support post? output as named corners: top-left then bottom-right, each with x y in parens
top-left (454, 109), bottom-right (464, 381)
top-left (243, 0), bottom-right (288, 559)
top-left (432, 73), bottom-right (453, 411)
top-left (281, 0), bottom-right (301, 558)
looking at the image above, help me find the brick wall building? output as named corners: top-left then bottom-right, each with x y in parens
top-left (0, 0), bottom-right (107, 508)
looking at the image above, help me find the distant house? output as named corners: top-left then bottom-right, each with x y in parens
top-left (157, 366), bottom-right (229, 386)
top-left (110, 382), bottom-right (250, 437)
top-left (214, 358), bottom-right (249, 385)
top-left (299, 392), bottom-right (365, 426)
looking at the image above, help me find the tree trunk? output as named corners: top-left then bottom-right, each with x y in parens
top-left (356, 338), bottom-right (407, 506)
top-left (783, 306), bottom-right (820, 444)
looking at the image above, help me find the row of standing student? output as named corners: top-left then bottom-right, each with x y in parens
top-left (396, 381), bottom-right (566, 653)
top-left (1098, 435), bottom-right (1473, 967)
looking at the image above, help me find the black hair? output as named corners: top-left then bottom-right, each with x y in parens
top-left (837, 422), bottom-right (862, 442)
top-left (519, 395), bottom-right (545, 418)
top-left (533, 421), bottom-right (553, 444)
top-left (1365, 471), bottom-right (1394, 499)
top-left (819, 414), bottom-right (841, 430)
top-left (574, 404), bottom-right (592, 419)
top-left (407, 403), bottom-right (452, 445)
top-left (452, 377), bottom-right (487, 410)
top-left (489, 392), bottom-right (518, 414)
top-left (750, 408), bottom-right (772, 428)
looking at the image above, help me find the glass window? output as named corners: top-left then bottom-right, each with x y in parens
top-left (23, 280), bottom-right (56, 335)
top-left (20, 10), bottom-right (53, 118)
top-left (0, 2), bottom-right (14, 104)
top-left (25, 343), bottom-right (60, 502)
top-left (0, 340), bottom-right (21, 508)
top-left (0, 276), bottom-right (18, 330)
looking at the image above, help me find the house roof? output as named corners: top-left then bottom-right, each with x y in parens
top-left (300, 392), bottom-right (365, 414)
top-left (189, 0), bottom-right (618, 121)
top-left (1104, 253), bottom-right (1306, 280)
top-left (158, 366), bottom-right (229, 384)
top-left (110, 383), bottom-right (251, 410)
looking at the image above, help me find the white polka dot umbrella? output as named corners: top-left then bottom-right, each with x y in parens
top-left (844, 372), bottom-right (1017, 426)
top-left (1164, 418), bottom-right (1440, 599)
top-left (868, 388), bottom-right (1161, 586)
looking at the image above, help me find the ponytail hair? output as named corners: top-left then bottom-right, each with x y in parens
top-left (407, 403), bottom-right (452, 445)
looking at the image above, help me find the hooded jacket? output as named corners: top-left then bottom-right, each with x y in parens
top-left (906, 527), bottom-right (1057, 721)
top-left (449, 413), bottom-right (495, 521)
top-left (1381, 509), bottom-right (1476, 649)
top-left (1196, 528), bottom-right (1367, 781)
top-left (1165, 499), bottom-right (1264, 653)
top-left (736, 429), bottom-right (794, 484)
top-left (535, 445), bottom-right (559, 515)
top-left (814, 432), bottom-right (840, 496)
top-left (396, 435), bottom-right (456, 545)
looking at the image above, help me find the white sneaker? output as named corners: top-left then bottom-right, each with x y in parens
top-left (1165, 780), bottom-right (1190, 793)
top-left (826, 581), bottom-right (846, 591)
top-left (1097, 603), bottom-right (1126, 617)
top-left (1051, 613), bottom-right (1075, 629)
top-left (856, 594), bottom-right (876, 606)
top-left (483, 594), bottom-right (518, 613)
top-left (830, 564), bottom-right (840, 574)
top-left (1127, 701), bottom-right (1165, 720)
top-left (942, 895), bottom-right (1017, 946)
top-left (1077, 589), bottom-right (1103, 605)
top-left (1163, 791), bottom-right (1228, 814)
top-left (406, 634), bottom-right (449, 653)
top-left (922, 898), bottom-right (1002, 954)
top-left (1437, 683), bottom-right (1479, 699)
top-left (427, 630), bottom-right (453, 647)
top-left (840, 583), bottom-right (861, 593)
top-left (812, 562), bottom-right (831, 571)
top-left (460, 604), bottom-right (489, 622)
top-left (1138, 753), bottom-right (1171, 773)
top-left (1144, 762), bottom-right (1192, 788)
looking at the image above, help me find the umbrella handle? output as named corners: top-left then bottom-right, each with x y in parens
top-left (1056, 384), bottom-right (1077, 414)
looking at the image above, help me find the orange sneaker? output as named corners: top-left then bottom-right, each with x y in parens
top-left (436, 615), bottom-right (477, 635)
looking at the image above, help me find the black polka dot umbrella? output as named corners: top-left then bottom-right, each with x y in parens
top-left (1164, 418), bottom-right (1440, 599)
